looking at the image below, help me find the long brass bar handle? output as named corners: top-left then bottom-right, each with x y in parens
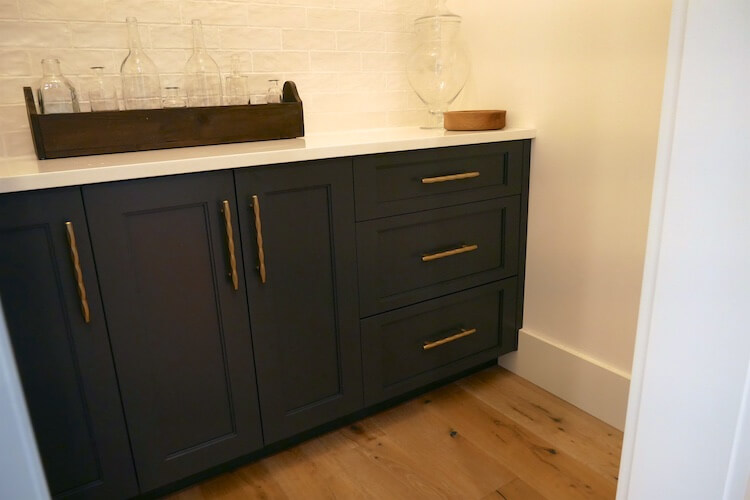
top-left (422, 244), bottom-right (478, 263)
top-left (65, 222), bottom-right (90, 324)
top-left (421, 172), bottom-right (480, 184)
top-left (251, 195), bottom-right (267, 284)
top-left (423, 328), bottom-right (477, 351)
top-left (221, 200), bottom-right (239, 291)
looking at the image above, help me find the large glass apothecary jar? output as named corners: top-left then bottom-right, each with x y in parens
top-left (406, 0), bottom-right (470, 128)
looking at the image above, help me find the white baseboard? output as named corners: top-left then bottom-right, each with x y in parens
top-left (499, 328), bottom-right (631, 430)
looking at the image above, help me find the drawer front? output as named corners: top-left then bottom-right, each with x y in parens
top-left (361, 279), bottom-right (517, 405)
top-left (353, 141), bottom-right (524, 221)
top-left (357, 197), bottom-right (520, 317)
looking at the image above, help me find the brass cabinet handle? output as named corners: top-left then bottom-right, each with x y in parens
top-left (251, 195), bottom-right (267, 284)
top-left (64, 222), bottom-right (90, 323)
top-left (221, 200), bottom-right (239, 291)
top-left (421, 172), bottom-right (480, 184)
top-left (423, 328), bottom-right (477, 351)
top-left (422, 244), bottom-right (478, 262)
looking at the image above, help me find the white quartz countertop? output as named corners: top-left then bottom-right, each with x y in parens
top-left (0, 127), bottom-right (535, 194)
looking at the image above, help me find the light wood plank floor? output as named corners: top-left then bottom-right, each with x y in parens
top-left (165, 367), bottom-right (623, 500)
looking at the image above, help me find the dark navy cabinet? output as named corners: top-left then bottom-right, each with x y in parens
top-left (83, 172), bottom-right (264, 492)
top-left (0, 188), bottom-right (137, 499)
top-left (0, 139), bottom-right (531, 499)
top-left (235, 159), bottom-right (362, 444)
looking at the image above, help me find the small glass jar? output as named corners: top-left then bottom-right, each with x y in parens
top-left (162, 87), bottom-right (187, 108)
top-left (266, 79), bottom-right (282, 104)
top-left (88, 66), bottom-right (118, 111)
top-left (38, 58), bottom-right (80, 114)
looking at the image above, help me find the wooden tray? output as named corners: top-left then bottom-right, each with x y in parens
top-left (443, 110), bottom-right (506, 131)
top-left (24, 81), bottom-right (304, 159)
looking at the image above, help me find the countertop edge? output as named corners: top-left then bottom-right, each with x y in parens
top-left (0, 127), bottom-right (536, 194)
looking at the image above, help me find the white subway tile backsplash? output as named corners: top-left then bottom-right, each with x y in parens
top-left (282, 29), bottom-right (335, 50)
top-left (360, 11), bottom-right (406, 32)
top-left (282, 72), bottom-right (336, 93)
top-left (310, 51), bottom-right (359, 72)
top-left (338, 71), bottom-right (384, 91)
top-left (279, 0), bottom-right (334, 6)
top-left (0, 105), bottom-right (27, 131)
top-left (0, 0), bottom-right (20, 19)
top-left (385, 71), bottom-right (410, 90)
top-left (0, 77), bottom-right (36, 105)
top-left (361, 51), bottom-right (405, 71)
top-left (336, 31), bottom-right (383, 52)
top-left (181, 2), bottom-right (248, 26)
top-left (335, 0), bottom-right (382, 10)
top-left (0, 21), bottom-right (70, 47)
top-left (382, 0), bottom-right (427, 15)
top-left (247, 5), bottom-right (306, 28)
top-left (0, 0), bottom-right (424, 156)
top-left (72, 23), bottom-right (135, 49)
top-left (0, 50), bottom-right (32, 76)
top-left (385, 31), bottom-right (414, 53)
top-left (151, 24), bottom-right (220, 49)
top-left (220, 27), bottom-right (281, 50)
top-left (21, 0), bottom-right (106, 22)
top-left (306, 8), bottom-right (358, 30)
top-left (105, 0), bottom-right (180, 24)
top-left (253, 51), bottom-right (309, 72)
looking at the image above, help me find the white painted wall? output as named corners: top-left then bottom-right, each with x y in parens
top-left (0, 304), bottom-right (49, 499)
top-left (451, 0), bottom-right (672, 428)
top-left (617, 0), bottom-right (750, 497)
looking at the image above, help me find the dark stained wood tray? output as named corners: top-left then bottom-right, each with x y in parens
top-left (24, 81), bottom-right (304, 159)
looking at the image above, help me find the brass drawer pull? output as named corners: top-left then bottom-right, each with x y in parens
top-left (221, 200), bottom-right (239, 291)
top-left (423, 328), bottom-right (477, 350)
top-left (65, 222), bottom-right (90, 323)
top-left (422, 244), bottom-right (478, 262)
top-left (421, 171), bottom-right (480, 184)
top-left (251, 195), bottom-right (267, 284)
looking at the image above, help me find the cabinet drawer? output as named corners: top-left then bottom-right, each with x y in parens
top-left (362, 279), bottom-right (517, 405)
top-left (357, 197), bottom-right (520, 316)
top-left (353, 141), bottom-right (524, 221)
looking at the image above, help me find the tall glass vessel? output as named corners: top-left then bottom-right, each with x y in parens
top-left (120, 17), bottom-right (161, 110)
top-left (185, 19), bottom-right (222, 107)
top-left (406, 0), bottom-right (470, 128)
top-left (224, 54), bottom-right (248, 105)
top-left (38, 58), bottom-right (80, 114)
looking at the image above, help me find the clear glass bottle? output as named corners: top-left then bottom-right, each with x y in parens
top-left (266, 79), bottom-right (282, 104)
top-left (224, 55), bottom-right (248, 105)
top-left (120, 17), bottom-right (161, 110)
top-left (185, 19), bottom-right (222, 107)
top-left (162, 86), bottom-right (187, 108)
top-left (38, 58), bottom-right (80, 114)
top-left (88, 66), bottom-right (118, 111)
top-left (406, 0), bottom-right (470, 128)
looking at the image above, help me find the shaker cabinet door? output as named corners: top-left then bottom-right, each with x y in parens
top-left (83, 172), bottom-right (263, 492)
top-left (235, 159), bottom-right (363, 444)
top-left (0, 188), bottom-right (137, 500)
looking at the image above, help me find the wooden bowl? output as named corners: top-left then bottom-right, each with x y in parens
top-left (443, 110), bottom-right (506, 131)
